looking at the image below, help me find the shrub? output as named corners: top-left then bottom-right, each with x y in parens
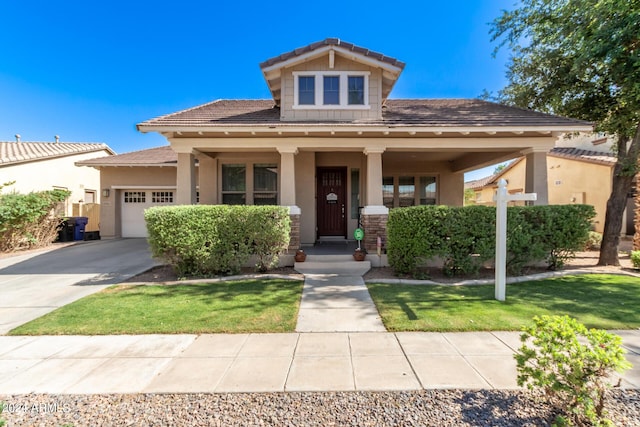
top-left (386, 204), bottom-right (595, 276)
top-left (630, 250), bottom-right (640, 269)
top-left (586, 231), bottom-right (603, 251)
top-left (145, 205), bottom-right (290, 277)
top-left (0, 189), bottom-right (70, 252)
top-left (0, 401), bottom-right (5, 427)
top-left (515, 315), bottom-right (630, 427)
top-left (386, 205), bottom-right (448, 275)
top-left (441, 205), bottom-right (495, 276)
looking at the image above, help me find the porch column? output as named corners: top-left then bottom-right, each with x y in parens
top-left (362, 147), bottom-right (388, 253)
top-left (363, 147), bottom-right (386, 209)
top-left (176, 150), bottom-right (197, 205)
top-left (524, 149), bottom-right (549, 205)
top-left (278, 147), bottom-right (301, 252)
top-left (278, 147), bottom-right (298, 208)
top-left (197, 154), bottom-right (217, 204)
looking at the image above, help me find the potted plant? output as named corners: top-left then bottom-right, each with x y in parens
top-left (294, 249), bottom-right (307, 262)
top-left (353, 248), bottom-right (366, 261)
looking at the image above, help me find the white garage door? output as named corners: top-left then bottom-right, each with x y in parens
top-left (121, 190), bottom-right (175, 238)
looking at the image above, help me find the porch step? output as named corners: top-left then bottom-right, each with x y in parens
top-left (294, 255), bottom-right (371, 276)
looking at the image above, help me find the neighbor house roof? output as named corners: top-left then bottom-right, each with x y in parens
top-left (76, 146), bottom-right (177, 167)
top-left (138, 99), bottom-right (591, 131)
top-left (259, 38), bottom-right (406, 105)
top-left (549, 147), bottom-right (616, 166)
top-left (0, 141), bottom-right (115, 167)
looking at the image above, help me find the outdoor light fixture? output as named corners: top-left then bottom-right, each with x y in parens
top-left (102, 189), bottom-right (110, 198)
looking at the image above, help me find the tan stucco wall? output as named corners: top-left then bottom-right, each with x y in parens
top-left (474, 160), bottom-right (527, 206)
top-left (99, 166), bottom-right (178, 238)
top-left (547, 156), bottom-right (612, 232)
top-left (280, 55), bottom-right (382, 122)
top-left (0, 150), bottom-right (110, 214)
top-left (473, 157), bottom-right (612, 232)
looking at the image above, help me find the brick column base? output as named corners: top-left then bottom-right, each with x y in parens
top-left (361, 214), bottom-right (388, 253)
top-left (288, 214), bottom-right (301, 252)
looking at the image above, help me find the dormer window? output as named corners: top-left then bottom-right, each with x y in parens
top-left (293, 71), bottom-right (370, 109)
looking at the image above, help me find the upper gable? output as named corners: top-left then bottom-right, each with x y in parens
top-left (260, 38), bottom-right (405, 122)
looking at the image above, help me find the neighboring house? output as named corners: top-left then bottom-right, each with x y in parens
top-left (0, 137), bottom-right (115, 232)
top-left (466, 141), bottom-right (629, 234)
top-left (78, 38), bottom-right (591, 251)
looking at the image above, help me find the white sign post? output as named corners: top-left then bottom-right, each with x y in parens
top-left (494, 179), bottom-right (537, 301)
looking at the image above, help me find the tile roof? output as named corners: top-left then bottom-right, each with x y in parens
top-left (259, 38), bottom-right (406, 70)
top-left (138, 99), bottom-right (591, 129)
top-left (0, 141), bottom-right (114, 166)
top-left (76, 146), bottom-right (177, 166)
top-left (549, 147), bottom-right (616, 165)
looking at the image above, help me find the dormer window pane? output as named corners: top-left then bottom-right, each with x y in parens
top-left (323, 76), bottom-right (340, 105)
top-left (348, 76), bottom-right (365, 105)
top-left (298, 76), bottom-right (315, 105)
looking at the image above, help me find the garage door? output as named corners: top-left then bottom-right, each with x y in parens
top-left (121, 190), bottom-right (175, 237)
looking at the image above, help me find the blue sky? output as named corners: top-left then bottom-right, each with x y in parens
top-left (0, 0), bottom-right (515, 181)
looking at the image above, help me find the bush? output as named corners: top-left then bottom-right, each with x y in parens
top-left (386, 204), bottom-right (595, 276)
top-left (441, 205), bottom-right (495, 276)
top-left (0, 189), bottom-right (70, 252)
top-left (586, 231), bottom-right (603, 251)
top-left (145, 205), bottom-right (290, 277)
top-left (386, 205), bottom-right (449, 275)
top-left (630, 250), bottom-right (640, 269)
top-left (515, 315), bottom-right (630, 427)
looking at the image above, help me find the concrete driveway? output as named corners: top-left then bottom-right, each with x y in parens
top-left (0, 238), bottom-right (159, 334)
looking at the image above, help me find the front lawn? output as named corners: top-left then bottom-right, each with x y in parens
top-left (10, 279), bottom-right (303, 335)
top-left (367, 274), bottom-right (640, 331)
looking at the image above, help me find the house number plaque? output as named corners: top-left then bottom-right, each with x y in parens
top-left (326, 192), bottom-right (338, 204)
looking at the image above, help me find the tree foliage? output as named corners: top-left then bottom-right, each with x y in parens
top-left (491, 0), bottom-right (640, 265)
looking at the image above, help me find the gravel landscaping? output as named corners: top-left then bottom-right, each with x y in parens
top-left (2, 390), bottom-right (639, 426)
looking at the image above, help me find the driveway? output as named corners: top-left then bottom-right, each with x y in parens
top-left (0, 238), bottom-right (159, 334)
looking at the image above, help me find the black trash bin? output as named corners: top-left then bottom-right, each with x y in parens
top-left (57, 219), bottom-right (74, 242)
top-left (69, 217), bottom-right (89, 241)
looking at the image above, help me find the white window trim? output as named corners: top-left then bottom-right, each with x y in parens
top-left (292, 71), bottom-right (371, 110)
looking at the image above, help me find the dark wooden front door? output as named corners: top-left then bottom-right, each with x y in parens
top-left (316, 167), bottom-right (347, 237)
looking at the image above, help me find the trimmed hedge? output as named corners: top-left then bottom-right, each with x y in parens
top-left (145, 205), bottom-right (291, 277)
top-left (387, 204), bottom-right (595, 276)
top-left (0, 189), bottom-right (70, 252)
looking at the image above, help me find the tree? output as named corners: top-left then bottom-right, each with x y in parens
top-left (493, 163), bottom-right (507, 174)
top-left (491, 0), bottom-right (640, 265)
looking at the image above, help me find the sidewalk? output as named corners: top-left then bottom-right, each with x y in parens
top-left (0, 331), bottom-right (638, 394)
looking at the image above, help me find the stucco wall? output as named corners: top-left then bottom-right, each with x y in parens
top-left (547, 156), bottom-right (612, 232)
top-left (473, 157), bottom-right (612, 232)
top-left (280, 55), bottom-right (382, 122)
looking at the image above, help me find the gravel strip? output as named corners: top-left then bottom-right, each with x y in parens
top-left (2, 390), bottom-right (639, 426)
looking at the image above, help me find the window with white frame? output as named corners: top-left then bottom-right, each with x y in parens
top-left (382, 175), bottom-right (438, 208)
top-left (293, 71), bottom-right (370, 109)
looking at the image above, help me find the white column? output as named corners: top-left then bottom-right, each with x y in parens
top-left (278, 147), bottom-right (299, 212)
top-left (363, 147), bottom-right (388, 214)
top-left (524, 149), bottom-right (549, 205)
top-left (176, 151), bottom-right (196, 205)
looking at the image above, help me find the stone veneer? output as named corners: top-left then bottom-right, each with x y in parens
top-left (288, 214), bottom-right (301, 252)
top-left (361, 214), bottom-right (388, 253)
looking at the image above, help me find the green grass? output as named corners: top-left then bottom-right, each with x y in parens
top-left (367, 274), bottom-right (640, 331)
top-left (10, 279), bottom-right (303, 335)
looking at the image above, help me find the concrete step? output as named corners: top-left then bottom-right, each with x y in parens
top-left (294, 258), bottom-right (371, 275)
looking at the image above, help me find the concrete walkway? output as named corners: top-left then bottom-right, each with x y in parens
top-left (294, 255), bottom-right (385, 332)
top-left (0, 331), bottom-right (638, 394)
